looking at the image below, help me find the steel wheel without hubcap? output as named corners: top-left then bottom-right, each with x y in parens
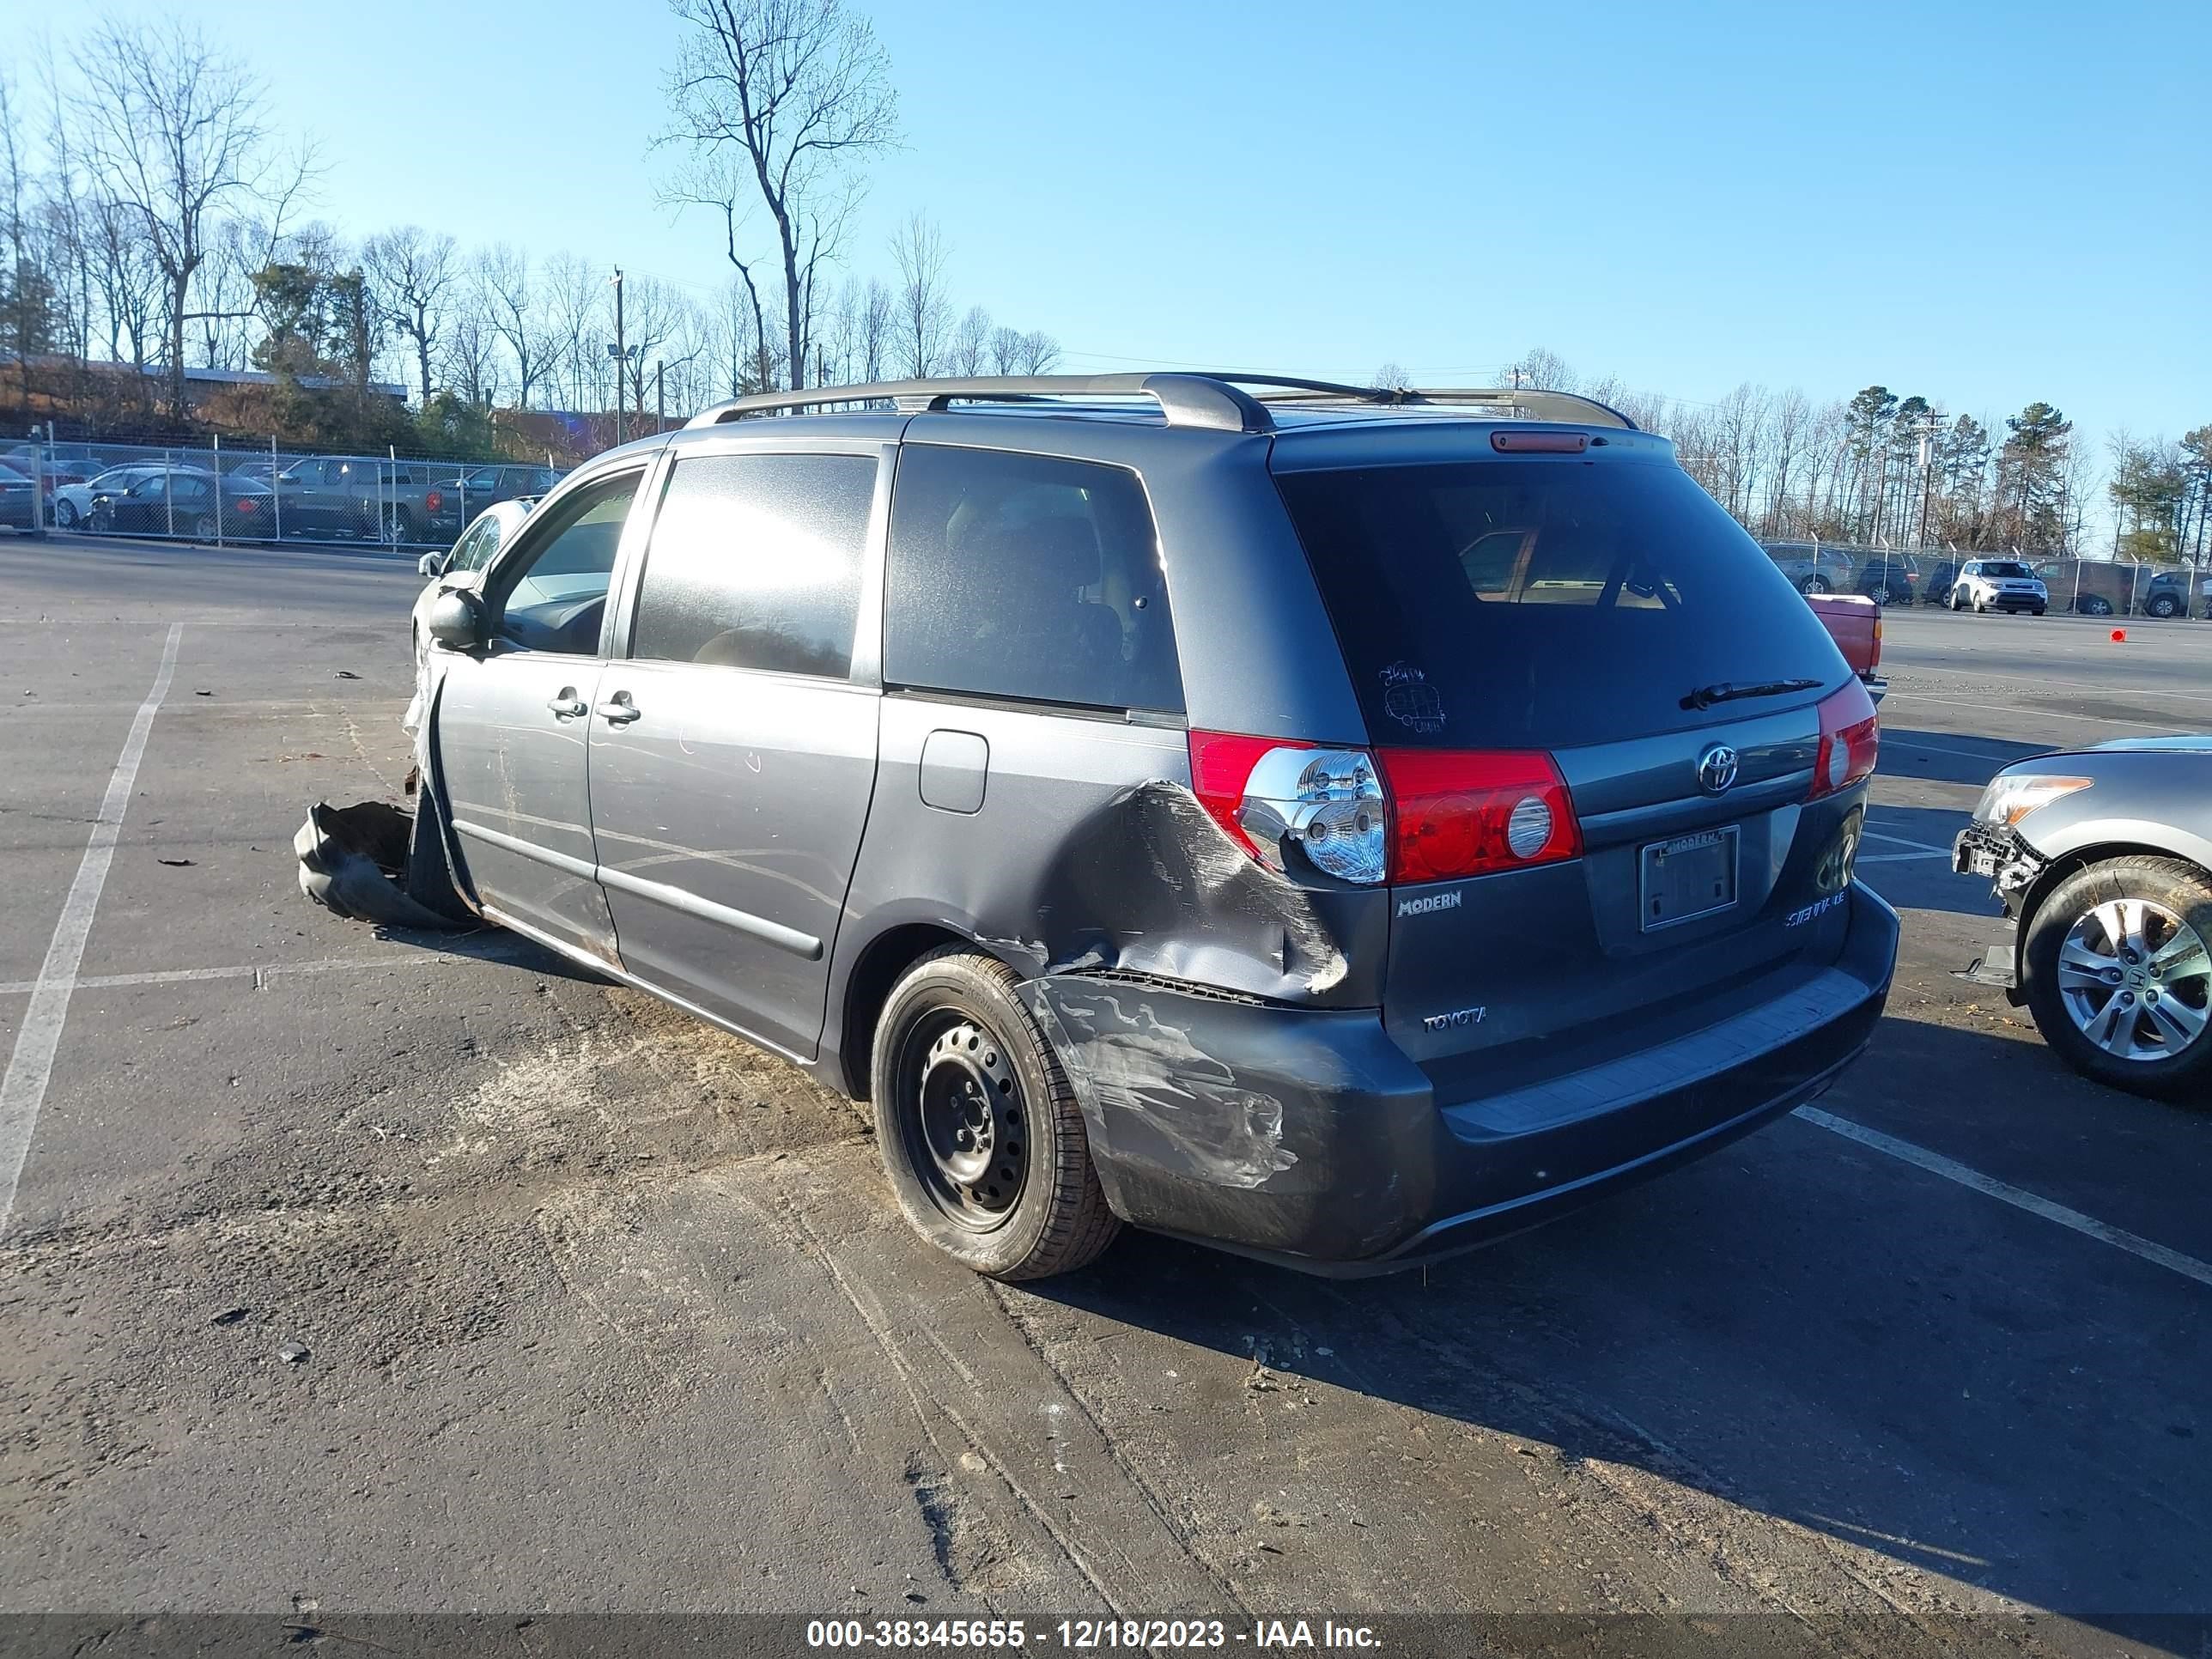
top-left (901, 1016), bottom-right (1028, 1231)
top-left (2054, 898), bottom-right (2212, 1062)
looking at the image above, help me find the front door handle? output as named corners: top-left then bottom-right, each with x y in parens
top-left (545, 691), bottom-right (587, 719)
top-left (596, 693), bottom-right (641, 725)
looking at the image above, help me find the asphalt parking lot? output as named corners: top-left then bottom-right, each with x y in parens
top-left (3, 535), bottom-right (2208, 1655)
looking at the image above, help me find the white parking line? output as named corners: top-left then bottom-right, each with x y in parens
top-left (0, 944), bottom-right (537, 999)
top-left (1899, 660), bottom-right (2212, 708)
top-left (1883, 691), bottom-right (2166, 729)
top-left (1863, 829), bottom-right (1953, 854)
top-left (0, 623), bottom-right (183, 1236)
top-left (1881, 733), bottom-right (2028, 764)
top-left (1795, 1106), bottom-right (2212, 1290)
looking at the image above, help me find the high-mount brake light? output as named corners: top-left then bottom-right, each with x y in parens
top-left (1491, 430), bottom-right (1589, 454)
top-left (1189, 732), bottom-right (1581, 887)
top-left (1808, 680), bottom-right (1880, 799)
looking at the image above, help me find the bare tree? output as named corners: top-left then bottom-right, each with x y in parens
top-left (443, 299), bottom-right (501, 408)
top-left (1373, 362), bottom-right (1413, 392)
top-left (477, 243), bottom-right (553, 408)
top-left (857, 275), bottom-right (893, 380)
top-left (363, 225), bottom-right (457, 403)
top-left (1763, 387), bottom-right (1810, 533)
top-left (663, 0), bottom-right (898, 391)
top-left (71, 19), bottom-right (314, 414)
top-left (890, 213), bottom-right (949, 377)
top-left (1016, 330), bottom-right (1060, 374)
top-left (949, 303), bottom-right (991, 376)
top-left (987, 325), bottom-right (1025, 375)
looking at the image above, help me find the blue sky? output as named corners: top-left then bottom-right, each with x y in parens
top-left (83, 0), bottom-right (2210, 448)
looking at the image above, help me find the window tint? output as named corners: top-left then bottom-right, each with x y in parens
top-left (884, 446), bottom-right (1182, 714)
top-left (1275, 457), bottom-right (1844, 749)
top-left (489, 471), bottom-right (641, 654)
top-left (630, 453), bottom-right (874, 678)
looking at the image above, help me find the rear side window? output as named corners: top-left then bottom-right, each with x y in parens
top-left (885, 445), bottom-right (1182, 714)
top-left (1274, 457), bottom-right (1844, 749)
top-left (630, 452), bottom-right (875, 679)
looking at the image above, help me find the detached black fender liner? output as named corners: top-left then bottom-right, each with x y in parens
top-left (295, 799), bottom-right (473, 930)
top-left (1025, 881), bottom-right (1899, 1276)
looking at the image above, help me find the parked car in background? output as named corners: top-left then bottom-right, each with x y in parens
top-left (1948, 558), bottom-right (2047, 615)
top-left (397, 370), bottom-right (1895, 1281)
top-left (1804, 592), bottom-right (1886, 702)
top-left (1763, 541), bottom-right (1858, 595)
top-left (1920, 559), bottom-right (1961, 605)
top-left (1853, 553), bottom-right (1918, 606)
top-left (0, 444), bottom-right (94, 511)
top-left (0, 460), bottom-right (36, 529)
top-left (1954, 738), bottom-right (2212, 1098)
top-left (2033, 558), bottom-right (2155, 617)
top-left (272, 456), bottom-right (456, 542)
top-left (87, 466), bottom-right (276, 540)
top-left (441, 464), bottom-right (560, 512)
top-left (55, 463), bottom-right (166, 530)
top-left (404, 497), bottom-right (540, 738)
top-left (2141, 568), bottom-right (2209, 620)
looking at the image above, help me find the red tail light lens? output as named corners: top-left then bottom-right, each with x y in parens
top-left (1189, 732), bottom-right (1305, 851)
top-left (1191, 732), bottom-right (1582, 885)
top-left (1378, 749), bottom-right (1580, 882)
top-left (425, 489), bottom-right (444, 513)
top-left (234, 497), bottom-right (259, 514)
top-left (1809, 680), bottom-right (1880, 799)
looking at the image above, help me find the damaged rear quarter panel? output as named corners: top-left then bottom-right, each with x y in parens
top-left (842, 696), bottom-right (1389, 1011)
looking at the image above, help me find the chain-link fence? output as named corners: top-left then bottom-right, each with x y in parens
top-left (3, 434), bottom-right (568, 553)
top-left (1761, 540), bottom-right (2210, 620)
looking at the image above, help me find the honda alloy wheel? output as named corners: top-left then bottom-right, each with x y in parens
top-left (2025, 857), bottom-right (2212, 1100)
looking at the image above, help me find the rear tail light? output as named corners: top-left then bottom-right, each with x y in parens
top-left (1808, 680), bottom-right (1880, 799)
top-left (425, 489), bottom-right (444, 513)
top-left (1188, 732), bottom-right (1579, 886)
top-left (234, 497), bottom-right (259, 514)
top-left (1377, 748), bottom-right (1580, 882)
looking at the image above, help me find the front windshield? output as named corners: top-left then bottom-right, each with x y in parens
top-left (1982, 562), bottom-right (2033, 580)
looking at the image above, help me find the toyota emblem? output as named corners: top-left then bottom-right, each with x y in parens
top-left (1698, 744), bottom-right (1741, 795)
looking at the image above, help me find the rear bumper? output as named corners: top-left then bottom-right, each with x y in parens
top-left (1027, 881), bottom-right (1899, 1274)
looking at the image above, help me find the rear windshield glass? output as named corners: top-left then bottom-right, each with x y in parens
top-left (1274, 457), bottom-right (1844, 749)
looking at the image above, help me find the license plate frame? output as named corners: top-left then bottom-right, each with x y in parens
top-left (1639, 825), bottom-right (1740, 932)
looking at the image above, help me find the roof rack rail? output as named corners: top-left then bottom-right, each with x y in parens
top-left (1251, 384), bottom-right (1638, 429)
top-left (683, 373), bottom-right (1638, 434)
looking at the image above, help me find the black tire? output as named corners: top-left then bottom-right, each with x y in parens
top-left (2033, 606), bottom-right (2046, 617)
top-left (89, 505), bottom-right (112, 533)
top-left (2080, 594), bottom-right (2113, 617)
top-left (190, 513), bottom-right (218, 541)
top-left (1799, 574), bottom-right (1831, 595)
top-left (54, 498), bottom-right (78, 529)
top-left (1974, 596), bottom-right (1987, 613)
top-left (2148, 595), bottom-right (2181, 619)
top-left (2022, 856), bottom-right (2212, 1102)
top-left (870, 946), bottom-right (1120, 1279)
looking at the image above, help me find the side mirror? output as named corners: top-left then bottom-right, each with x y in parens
top-left (424, 588), bottom-right (485, 651)
top-left (416, 551), bottom-right (442, 579)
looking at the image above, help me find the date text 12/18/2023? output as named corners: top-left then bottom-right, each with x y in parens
top-left (805, 1619), bottom-right (1381, 1650)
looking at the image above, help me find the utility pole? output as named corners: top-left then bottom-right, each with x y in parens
top-left (1915, 415), bottom-right (1938, 550)
top-left (611, 267), bottom-right (626, 448)
top-left (655, 359), bottom-right (665, 434)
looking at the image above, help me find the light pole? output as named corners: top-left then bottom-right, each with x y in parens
top-left (609, 267), bottom-right (626, 447)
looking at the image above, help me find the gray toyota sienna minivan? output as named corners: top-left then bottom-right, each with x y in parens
top-left (409, 373), bottom-right (1897, 1280)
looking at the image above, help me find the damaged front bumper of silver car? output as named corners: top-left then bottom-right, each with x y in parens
top-left (1950, 818), bottom-right (2049, 997)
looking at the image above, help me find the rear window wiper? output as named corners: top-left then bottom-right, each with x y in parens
top-left (1680, 677), bottom-right (1822, 711)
